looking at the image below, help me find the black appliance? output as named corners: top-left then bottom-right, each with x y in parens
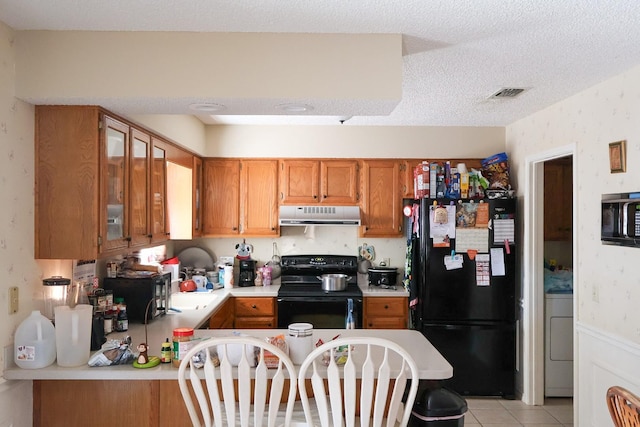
top-left (601, 192), bottom-right (640, 246)
top-left (103, 272), bottom-right (171, 323)
top-left (238, 259), bottom-right (257, 287)
top-left (277, 255), bottom-right (363, 329)
top-left (406, 198), bottom-right (517, 398)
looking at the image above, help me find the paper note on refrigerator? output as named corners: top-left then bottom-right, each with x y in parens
top-left (455, 228), bottom-right (489, 253)
top-left (490, 248), bottom-right (506, 276)
top-left (493, 219), bottom-right (515, 244)
top-left (475, 254), bottom-right (491, 286)
top-left (444, 254), bottom-right (464, 270)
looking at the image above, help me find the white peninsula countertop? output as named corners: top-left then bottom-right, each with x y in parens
top-left (4, 280), bottom-right (419, 382)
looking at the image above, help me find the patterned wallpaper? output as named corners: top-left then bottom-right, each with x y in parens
top-left (0, 21), bottom-right (43, 377)
top-left (507, 64), bottom-right (640, 343)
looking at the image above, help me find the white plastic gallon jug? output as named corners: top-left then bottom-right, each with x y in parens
top-left (14, 310), bottom-right (56, 369)
top-left (54, 304), bottom-right (93, 367)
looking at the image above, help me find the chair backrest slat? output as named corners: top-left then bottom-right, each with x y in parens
top-left (343, 345), bottom-right (357, 427)
top-left (253, 348), bottom-right (267, 427)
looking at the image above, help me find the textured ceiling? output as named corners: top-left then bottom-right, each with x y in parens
top-left (2, 0), bottom-right (640, 127)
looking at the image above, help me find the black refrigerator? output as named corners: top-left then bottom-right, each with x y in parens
top-left (406, 197), bottom-right (517, 398)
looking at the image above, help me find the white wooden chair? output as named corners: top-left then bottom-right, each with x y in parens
top-left (178, 336), bottom-right (299, 427)
top-left (297, 336), bottom-right (420, 427)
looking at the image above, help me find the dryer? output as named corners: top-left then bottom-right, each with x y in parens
top-left (545, 293), bottom-right (574, 396)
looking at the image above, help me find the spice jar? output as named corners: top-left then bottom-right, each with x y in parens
top-left (172, 327), bottom-right (194, 368)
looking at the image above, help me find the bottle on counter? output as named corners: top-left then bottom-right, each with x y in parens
top-left (160, 338), bottom-right (172, 363)
top-left (116, 301), bottom-right (128, 332)
top-left (103, 310), bottom-right (113, 335)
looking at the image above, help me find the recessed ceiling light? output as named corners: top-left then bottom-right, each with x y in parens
top-left (275, 103), bottom-right (314, 113)
top-left (189, 102), bottom-right (226, 112)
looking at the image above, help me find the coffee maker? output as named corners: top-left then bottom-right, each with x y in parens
top-left (238, 259), bottom-right (256, 287)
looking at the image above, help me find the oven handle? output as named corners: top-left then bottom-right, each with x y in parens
top-left (277, 297), bottom-right (362, 303)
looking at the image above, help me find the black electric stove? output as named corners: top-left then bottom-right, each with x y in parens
top-left (278, 255), bottom-right (362, 298)
top-left (277, 255), bottom-right (363, 328)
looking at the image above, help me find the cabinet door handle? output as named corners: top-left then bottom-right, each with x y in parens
top-left (323, 195), bottom-right (327, 199)
top-left (384, 305), bottom-right (389, 309)
top-left (313, 195), bottom-right (317, 199)
top-left (251, 304), bottom-right (257, 309)
top-left (233, 227), bottom-right (238, 231)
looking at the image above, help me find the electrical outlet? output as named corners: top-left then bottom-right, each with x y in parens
top-left (9, 287), bottom-right (18, 314)
top-left (380, 258), bottom-right (390, 267)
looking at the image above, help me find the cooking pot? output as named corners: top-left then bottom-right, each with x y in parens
top-left (368, 267), bottom-right (398, 288)
top-left (179, 279), bottom-right (197, 292)
top-left (318, 274), bottom-right (351, 292)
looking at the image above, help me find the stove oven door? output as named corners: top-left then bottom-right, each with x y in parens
top-left (277, 296), bottom-right (362, 329)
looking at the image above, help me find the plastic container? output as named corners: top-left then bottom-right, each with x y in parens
top-left (42, 276), bottom-right (71, 321)
top-left (172, 327), bottom-right (194, 367)
top-left (224, 265), bottom-right (234, 288)
top-left (14, 310), bottom-right (57, 369)
top-left (409, 382), bottom-right (467, 426)
top-left (54, 304), bottom-right (93, 367)
top-left (286, 322), bottom-right (313, 364)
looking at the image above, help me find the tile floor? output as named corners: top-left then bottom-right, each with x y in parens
top-left (463, 397), bottom-right (573, 427)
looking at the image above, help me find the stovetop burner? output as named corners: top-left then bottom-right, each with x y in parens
top-left (278, 255), bottom-right (362, 298)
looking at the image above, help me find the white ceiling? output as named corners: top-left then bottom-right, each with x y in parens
top-left (2, 0), bottom-right (640, 127)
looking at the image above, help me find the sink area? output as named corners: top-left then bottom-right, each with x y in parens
top-left (170, 291), bottom-right (218, 311)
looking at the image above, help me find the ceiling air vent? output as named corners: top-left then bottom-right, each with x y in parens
top-left (490, 88), bottom-right (526, 99)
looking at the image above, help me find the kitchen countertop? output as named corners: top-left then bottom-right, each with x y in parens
top-left (4, 277), bottom-right (409, 381)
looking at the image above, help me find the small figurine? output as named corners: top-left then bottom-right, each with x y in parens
top-left (235, 239), bottom-right (253, 260)
top-left (137, 343), bottom-right (149, 365)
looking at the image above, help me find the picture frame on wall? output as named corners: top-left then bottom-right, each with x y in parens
top-left (609, 140), bottom-right (626, 173)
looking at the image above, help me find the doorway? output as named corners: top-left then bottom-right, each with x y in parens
top-left (542, 156), bottom-right (574, 398)
top-left (522, 144), bottom-right (577, 407)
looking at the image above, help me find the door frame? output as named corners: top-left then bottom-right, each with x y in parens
top-left (522, 143), bottom-right (577, 405)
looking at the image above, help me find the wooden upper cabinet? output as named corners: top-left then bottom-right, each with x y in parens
top-left (192, 156), bottom-right (203, 238)
top-left (150, 137), bottom-right (169, 243)
top-left (128, 128), bottom-right (151, 248)
top-left (279, 159), bottom-right (320, 204)
top-left (360, 159), bottom-right (403, 237)
top-left (279, 159), bottom-right (358, 205)
top-left (202, 159), bottom-right (241, 236)
top-left (35, 105), bottom-right (192, 259)
top-left (544, 157), bottom-right (573, 241)
top-left (101, 116), bottom-right (131, 253)
top-left (400, 159), bottom-right (424, 198)
top-left (321, 160), bottom-right (359, 204)
top-left (240, 159), bottom-right (279, 235)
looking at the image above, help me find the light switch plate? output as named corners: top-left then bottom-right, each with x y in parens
top-left (9, 287), bottom-right (18, 314)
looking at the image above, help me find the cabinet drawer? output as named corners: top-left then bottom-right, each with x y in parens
top-left (234, 298), bottom-right (275, 317)
top-left (365, 317), bottom-right (407, 329)
top-left (234, 316), bottom-right (276, 329)
top-left (365, 298), bottom-right (406, 317)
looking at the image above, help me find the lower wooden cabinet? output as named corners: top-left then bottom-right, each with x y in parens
top-left (207, 297), bottom-right (234, 329)
top-left (34, 380), bottom-right (160, 427)
top-left (363, 297), bottom-right (408, 329)
top-left (234, 297), bottom-right (276, 329)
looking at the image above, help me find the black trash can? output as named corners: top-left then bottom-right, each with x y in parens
top-left (409, 381), bottom-right (468, 426)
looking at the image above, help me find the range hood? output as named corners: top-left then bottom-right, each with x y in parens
top-left (279, 206), bottom-right (361, 226)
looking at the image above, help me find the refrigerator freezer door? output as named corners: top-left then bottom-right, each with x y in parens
top-left (422, 321), bottom-right (516, 398)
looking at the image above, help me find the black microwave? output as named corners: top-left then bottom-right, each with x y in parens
top-left (602, 193), bottom-right (640, 246)
top-left (103, 272), bottom-right (171, 322)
